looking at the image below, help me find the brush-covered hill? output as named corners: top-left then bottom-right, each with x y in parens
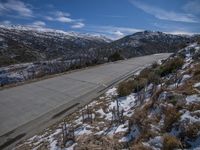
top-left (98, 31), bottom-right (197, 59)
top-left (0, 25), bottom-right (111, 67)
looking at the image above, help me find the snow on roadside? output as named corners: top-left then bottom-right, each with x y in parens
top-left (186, 95), bottom-right (200, 105)
top-left (194, 82), bottom-right (200, 88)
top-left (115, 121), bottom-right (129, 133)
top-left (108, 93), bottom-right (136, 112)
top-left (181, 74), bottom-right (191, 83)
top-left (181, 110), bottom-right (200, 123)
top-left (105, 87), bottom-right (117, 98)
top-left (147, 136), bottom-right (163, 149)
top-left (119, 125), bottom-right (139, 142)
top-left (65, 143), bottom-right (77, 150)
top-left (74, 124), bottom-right (93, 136)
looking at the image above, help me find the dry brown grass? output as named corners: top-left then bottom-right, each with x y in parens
top-left (131, 143), bottom-right (152, 150)
top-left (75, 135), bottom-right (123, 150)
top-left (173, 63), bottom-right (200, 95)
top-left (184, 123), bottom-right (200, 139)
top-left (187, 103), bottom-right (200, 111)
top-left (130, 100), bottom-right (152, 126)
top-left (163, 134), bottom-right (182, 150)
top-left (156, 57), bottom-right (184, 77)
top-left (193, 64), bottom-right (200, 76)
top-left (175, 80), bottom-right (197, 95)
top-left (117, 78), bottom-right (148, 97)
top-left (163, 107), bottom-right (181, 132)
top-left (117, 80), bottom-right (135, 97)
top-left (128, 99), bottom-right (159, 144)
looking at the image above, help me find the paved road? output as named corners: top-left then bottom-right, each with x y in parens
top-left (0, 53), bottom-right (171, 149)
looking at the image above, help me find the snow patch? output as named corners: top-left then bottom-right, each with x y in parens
top-left (75, 124), bottom-right (92, 136)
top-left (105, 87), bottom-right (117, 97)
top-left (181, 110), bottom-right (200, 123)
top-left (115, 121), bottom-right (129, 133)
top-left (186, 95), bottom-right (200, 105)
top-left (119, 125), bottom-right (139, 142)
top-left (148, 136), bottom-right (163, 149)
top-left (194, 82), bottom-right (200, 88)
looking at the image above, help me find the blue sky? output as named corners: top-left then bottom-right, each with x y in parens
top-left (0, 0), bottom-right (200, 39)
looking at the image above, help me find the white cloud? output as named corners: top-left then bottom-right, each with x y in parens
top-left (130, 0), bottom-right (199, 23)
top-left (1, 20), bottom-right (11, 25)
top-left (84, 25), bottom-right (143, 39)
top-left (45, 11), bottom-right (73, 23)
top-left (55, 11), bottom-right (70, 17)
top-left (100, 15), bottom-right (127, 18)
top-left (45, 16), bottom-right (53, 21)
top-left (57, 16), bottom-right (73, 23)
top-left (166, 31), bottom-right (198, 36)
top-left (33, 21), bottom-right (46, 27)
top-left (71, 22), bottom-right (85, 28)
top-left (0, 0), bottom-right (33, 17)
top-left (113, 30), bottom-right (124, 36)
top-left (152, 22), bottom-right (199, 35)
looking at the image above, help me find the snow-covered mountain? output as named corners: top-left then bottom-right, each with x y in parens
top-left (99, 30), bottom-right (198, 58)
top-left (0, 25), bottom-right (111, 67)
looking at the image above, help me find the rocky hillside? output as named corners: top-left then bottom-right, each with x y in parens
top-left (15, 43), bottom-right (200, 150)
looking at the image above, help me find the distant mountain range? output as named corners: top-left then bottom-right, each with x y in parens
top-left (0, 25), bottom-right (199, 67)
top-left (99, 31), bottom-right (200, 58)
top-left (0, 25), bottom-right (200, 86)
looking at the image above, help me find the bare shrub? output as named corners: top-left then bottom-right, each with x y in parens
top-left (117, 80), bottom-right (135, 97)
top-left (163, 134), bottom-right (182, 150)
top-left (163, 107), bottom-right (181, 132)
top-left (131, 143), bottom-right (152, 150)
top-left (156, 57), bottom-right (184, 77)
top-left (184, 123), bottom-right (200, 139)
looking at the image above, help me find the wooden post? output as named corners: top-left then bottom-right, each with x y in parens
top-left (82, 109), bottom-right (85, 123)
top-left (116, 99), bottom-right (120, 122)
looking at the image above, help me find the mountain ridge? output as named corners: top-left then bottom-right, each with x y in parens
top-left (0, 25), bottom-right (200, 86)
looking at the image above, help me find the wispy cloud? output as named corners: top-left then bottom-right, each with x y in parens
top-left (167, 31), bottom-right (196, 35)
top-left (55, 11), bottom-right (70, 17)
top-left (153, 22), bottom-right (199, 35)
top-left (113, 30), bottom-right (124, 36)
top-left (71, 22), bottom-right (85, 29)
top-left (182, 0), bottom-right (200, 14)
top-left (45, 10), bottom-right (85, 29)
top-left (45, 11), bottom-right (73, 23)
top-left (83, 25), bottom-right (143, 39)
top-left (100, 15), bottom-right (127, 18)
top-left (0, 0), bottom-right (33, 17)
top-left (0, 20), bottom-right (11, 25)
top-left (32, 21), bottom-right (46, 27)
top-left (130, 0), bottom-right (199, 23)
top-left (57, 17), bottom-right (73, 23)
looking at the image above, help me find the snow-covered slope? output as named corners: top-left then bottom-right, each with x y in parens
top-left (0, 25), bottom-right (111, 67)
top-left (15, 43), bottom-right (200, 150)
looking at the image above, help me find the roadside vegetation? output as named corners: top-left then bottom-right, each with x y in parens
top-left (117, 56), bottom-right (184, 97)
top-left (108, 52), bottom-right (124, 62)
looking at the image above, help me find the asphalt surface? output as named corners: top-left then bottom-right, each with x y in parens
top-left (0, 53), bottom-right (171, 149)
